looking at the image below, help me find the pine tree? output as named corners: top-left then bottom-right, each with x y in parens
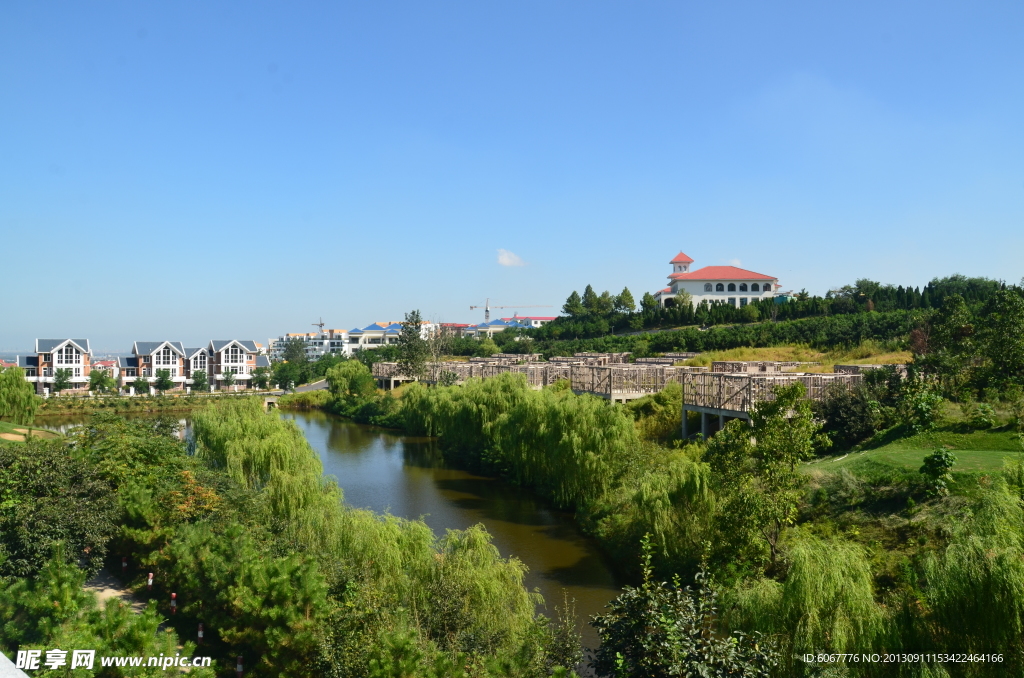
top-left (397, 309), bottom-right (429, 379)
top-left (562, 290), bottom-right (584, 317)
top-left (582, 284), bottom-right (599, 314)
top-left (615, 287), bottom-right (637, 313)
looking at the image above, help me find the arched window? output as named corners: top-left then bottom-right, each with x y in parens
top-left (715, 283), bottom-right (725, 292)
top-left (739, 283), bottom-right (748, 292)
top-left (727, 283), bottom-right (736, 292)
top-left (704, 283), bottom-right (712, 292)
top-left (751, 283), bottom-right (760, 292)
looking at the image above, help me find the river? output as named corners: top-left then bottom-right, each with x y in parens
top-left (281, 410), bottom-right (621, 651)
top-left (37, 410), bottom-right (622, 652)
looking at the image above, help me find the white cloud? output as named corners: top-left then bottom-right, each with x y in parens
top-left (729, 258), bottom-right (742, 267)
top-left (497, 249), bottom-right (526, 267)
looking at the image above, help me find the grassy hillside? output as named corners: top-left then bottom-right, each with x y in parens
top-left (682, 341), bottom-right (911, 371)
top-left (806, 426), bottom-right (1021, 475)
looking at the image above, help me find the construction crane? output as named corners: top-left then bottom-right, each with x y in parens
top-left (311, 318), bottom-right (325, 333)
top-left (469, 299), bottom-right (552, 322)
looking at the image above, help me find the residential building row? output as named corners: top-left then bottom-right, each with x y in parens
top-left (267, 315), bottom-right (556, 359)
top-left (14, 338), bottom-right (270, 394)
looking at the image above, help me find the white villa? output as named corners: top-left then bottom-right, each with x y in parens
top-left (652, 251), bottom-right (780, 308)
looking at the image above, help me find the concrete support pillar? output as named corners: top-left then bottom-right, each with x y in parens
top-left (719, 414), bottom-right (725, 432)
top-left (681, 407), bottom-right (688, 439)
top-left (701, 412), bottom-right (708, 439)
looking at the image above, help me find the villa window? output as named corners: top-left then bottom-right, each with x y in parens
top-left (739, 283), bottom-right (748, 292)
top-left (727, 283), bottom-right (736, 292)
top-left (740, 298), bottom-right (748, 307)
top-left (57, 345), bottom-right (81, 365)
top-left (704, 283), bottom-right (712, 292)
top-left (155, 346), bottom-right (175, 366)
top-left (125, 369), bottom-right (136, 377)
top-left (751, 283), bottom-right (760, 292)
top-left (225, 346), bottom-right (242, 363)
top-left (193, 353), bottom-right (207, 370)
top-left (728, 298), bottom-right (736, 306)
top-left (74, 367), bottom-right (81, 377)
top-left (715, 283), bottom-right (725, 292)
top-left (43, 368), bottom-right (53, 377)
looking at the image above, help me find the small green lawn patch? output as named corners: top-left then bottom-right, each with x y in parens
top-left (0, 420), bottom-right (60, 442)
top-left (805, 426), bottom-right (1023, 475)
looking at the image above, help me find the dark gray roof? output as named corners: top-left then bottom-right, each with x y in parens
top-left (183, 347), bottom-right (207, 358)
top-left (18, 356), bottom-right (38, 368)
top-left (35, 339), bottom-right (91, 354)
top-left (117, 357), bottom-right (140, 368)
top-left (255, 355), bottom-right (271, 368)
top-left (209, 340), bottom-right (259, 353)
top-left (133, 341), bottom-right (185, 356)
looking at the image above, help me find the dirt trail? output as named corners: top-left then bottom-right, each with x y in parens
top-left (83, 568), bottom-right (147, 613)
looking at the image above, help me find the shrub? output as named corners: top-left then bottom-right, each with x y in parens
top-left (920, 449), bottom-right (957, 497)
top-left (591, 537), bottom-right (777, 678)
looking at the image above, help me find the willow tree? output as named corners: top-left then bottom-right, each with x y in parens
top-left (0, 366), bottom-right (40, 424)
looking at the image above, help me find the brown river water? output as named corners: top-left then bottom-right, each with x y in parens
top-left (39, 410), bottom-right (623, 653)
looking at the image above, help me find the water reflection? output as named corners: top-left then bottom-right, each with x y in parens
top-left (283, 412), bottom-right (620, 650)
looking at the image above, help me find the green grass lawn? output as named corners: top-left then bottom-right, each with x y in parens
top-left (804, 426), bottom-right (1023, 475)
top-left (0, 420), bottom-right (60, 442)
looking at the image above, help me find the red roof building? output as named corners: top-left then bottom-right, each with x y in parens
top-left (653, 253), bottom-right (780, 309)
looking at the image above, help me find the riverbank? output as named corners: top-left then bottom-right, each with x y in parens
top-left (35, 392), bottom-right (269, 415)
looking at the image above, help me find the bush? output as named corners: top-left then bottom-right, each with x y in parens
top-left (897, 378), bottom-right (944, 433)
top-left (813, 383), bottom-right (882, 451)
top-left (920, 449), bottom-right (957, 497)
top-left (591, 537), bottom-right (777, 678)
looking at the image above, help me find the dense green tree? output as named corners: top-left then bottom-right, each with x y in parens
top-left (0, 366), bottom-right (40, 424)
top-left (640, 291), bottom-right (658, 314)
top-left (978, 289), bottom-right (1024, 388)
top-left (595, 290), bottom-right (615, 315)
top-left (474, 337), bottom-right (500, 357)
top-left (309, 353), bottom-right (346, 380)
top-left (705, 383), bottom-right (828, 569)
top-left (250, 366), bottom-right (271, 389)
top-left (221, 369), bottom-right (236, 389)
top-left (0, 442), bottom-right (117, 577)
top-left (88, 368), bottom-right (116, 394)
top-left (273, 361), bottom-right (301, 391)
top-left (278, 338), bottom-right (311, 385)
top-left (51, 367), bottom-right (73, 393)
top-left (614, 287), bottom-right (636, 313)
top-left (922, 293), bottom-right (976, 395)
top-left (326, 360), bottom-right (377, 403)
top-left (562, 290), bottom-right (584, 317)
top-left (153, 368), bottom-right (175, 393)
top-left (397, 309), bottom-right (429, 379)
top-left (190, 369), bottom-right (208, 391)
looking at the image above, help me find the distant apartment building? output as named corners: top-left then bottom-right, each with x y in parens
top-left (20, 339), bottom-right (93, 393)
top-left (268, 330), bottom-right (350, 360)
top-left (346, 322), bottom-right (437, 350)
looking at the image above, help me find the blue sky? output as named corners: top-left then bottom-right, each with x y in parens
top-left (2, 2), bottom-right (1022, 352)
